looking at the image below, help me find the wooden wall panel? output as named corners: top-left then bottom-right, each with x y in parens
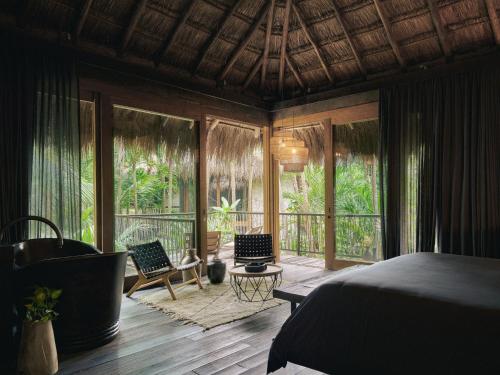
top-left (98, 93), bottom-right (114, 253)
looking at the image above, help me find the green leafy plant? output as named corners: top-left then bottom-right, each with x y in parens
top-left (24, 286), bottom-right (62, 322)
top-left (210, 197), bottom-right (240, 242)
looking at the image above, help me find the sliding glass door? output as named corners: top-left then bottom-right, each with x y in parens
top-left (112, 105), bottom-right (198, 275)
top-left (334, 120), bottom-right (381, 262)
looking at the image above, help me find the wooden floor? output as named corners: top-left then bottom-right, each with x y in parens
top-left (60, 254), bottom-right (330, 375)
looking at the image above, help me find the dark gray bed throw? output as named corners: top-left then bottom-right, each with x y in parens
top-left (268, 253), bottom-right (500, 374)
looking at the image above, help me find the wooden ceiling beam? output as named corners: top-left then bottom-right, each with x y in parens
top-left (118, 0), bottom-right (148, 56)
top-left (373, 0), bottom-right (405, 66)
top-left (330, 0), bottom-right (366, 75)
top-left (285, 53), bottom-right (305, 90)
top-left (427, 0), bottom-right (452, 57)
top-left (74, 0), bottom-right (94, 40)
top-left (243, 55), bottom-right (264, 89)
top-left (193, 0), bottom-right (244, 75)
top-left (218, 1), bottom-right (271, 81)
top-left (485, 0), bottom-right (500, 44)
top-left (292, 2), bottom-right (334, 83)
top-left (261, 0), bottom-right (275, 89)
top-left (154, 0), bottom-right (198, 65)
top-left (279, 0), bottom-right (292, 94)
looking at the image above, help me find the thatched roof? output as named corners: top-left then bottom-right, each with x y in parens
top-left (289, 119), bottom-right (378, 164)
top-left (3, 0), bottom-right (498, 101)
top-left (207, 120), bottom-right (262, 163)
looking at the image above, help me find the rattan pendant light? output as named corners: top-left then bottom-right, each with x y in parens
top-left (271, 115), bottom-right (309, 172)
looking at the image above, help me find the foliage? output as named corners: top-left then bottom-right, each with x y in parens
top-left (281, 157), bottom-right (380, 260)
top-left (24, 286), bottom-right (62, 322)
top-left (209, 197), bottom-right (240, 242)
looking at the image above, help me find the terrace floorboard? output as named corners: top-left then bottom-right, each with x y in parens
top-left (60, 254), bottom-right (330, 375)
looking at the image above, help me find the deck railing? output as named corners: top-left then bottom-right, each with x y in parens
top-left (114, 211), bottom-right (381, 261)
top-left (114, 214), bottom-right (195, 264)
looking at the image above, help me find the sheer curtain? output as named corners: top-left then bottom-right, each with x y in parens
top-left (0, 34), bottom-right (81, 242)
top-left (380, 65), bottom-right (500, 259)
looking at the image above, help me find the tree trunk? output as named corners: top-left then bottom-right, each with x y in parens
top-left (183, 179), bottom-right (190, 212)
top-left (168, 159), bottom-right (174, 213)
top-left (230, 161), bottom-right (236, 205)
top-left (132, 162), bottom-right (138, 213)
top-left (116, 170), bottom-right (122, 215)
top-left (247, 160), bottom-right (254, 230)
top-left (216, 176), bottom-right (221, 207)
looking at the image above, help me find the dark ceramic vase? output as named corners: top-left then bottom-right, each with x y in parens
top-left (207, 258), bottom-right (226, 284)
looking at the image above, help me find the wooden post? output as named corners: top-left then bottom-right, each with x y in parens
top-left (272, 158), bottom-right (281, 263)
top-left (262, 126), bottom-right (272, 234)
top-left (98, 94), bottom-right (114, 253)
top-left (197, 118), bottom-right (208, 274)
top-left (323, 118), bottom-right (335, 269)
top-left (297, 213), bottom-right (301, 256)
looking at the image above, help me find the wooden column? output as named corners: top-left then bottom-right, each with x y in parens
top-left (262, 126), bottom-right (272, 234)
top-left (97, 93), bottom-right (114, 253)
top-left (197, 118), bottom-right (208, 274)
top-left (272, 157), bottom-right (281, 263)
top-left (323, 118), bottom-right (335, 270)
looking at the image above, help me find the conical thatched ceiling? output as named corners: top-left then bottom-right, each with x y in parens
top-left (3, 0), bottom-right (499, 101)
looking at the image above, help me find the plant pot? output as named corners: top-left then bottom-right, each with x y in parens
top-left (18, 320), bottom-right (58, 375)
top-left (207, 258), bottom-right (226, 284)
top-left (180, 249), bottom-right (202, 282)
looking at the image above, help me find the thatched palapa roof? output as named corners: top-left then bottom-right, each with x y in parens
top-left (2, 0), bottom-right (498, 101)
top-left (289, 119), bottom-right (379, 164)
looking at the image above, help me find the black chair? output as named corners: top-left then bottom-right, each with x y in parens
top-left (234, 234), bottom-right (275, 266)
top-left (127, 240), bottom-right (203, 299)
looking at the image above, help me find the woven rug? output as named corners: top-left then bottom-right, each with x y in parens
top-left (139, 279), bottom-right (286, 330)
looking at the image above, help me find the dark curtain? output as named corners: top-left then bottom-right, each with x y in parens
top-left (0, 38), bottom-right (34, 243)
top-left (380, 66), bottom-right (500, 259)
top-left (0, 34), bottom-right (81, 243)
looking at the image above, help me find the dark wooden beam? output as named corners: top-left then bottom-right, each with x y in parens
top-left (261, 0), bottom-right (275, 89)
top-left (154, 0), bottom-right (198, 65)
top-left (218, 2), bottom-right (271, 81)
top-left (372, 0), bottom-right (405, 66)
top-left (285, 53), bottom-right (305, 90)
top-left (330, 0), bottom-right (366, 75)
top-left (193, 0), bottom-right (244, 75)
top-left (427, 0), bottom-right (452, 57)
top-left (118, 0), bottom-right (148, 56)
top-left (74, 0), bottom-right (94, 41)
top-left (243, 55), bottom-right (264, 89)
top-left (292, 2), bottom-right (334, 83)
top-left (16, 0), bottom-right (31, 28)
top-left (279, 0), bottom-right (292, 94)
top-left (485, 0), bottom-right (500, 44)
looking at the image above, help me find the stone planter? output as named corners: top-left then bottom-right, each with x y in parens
top-left (18, 320), bottom-right (58, 375)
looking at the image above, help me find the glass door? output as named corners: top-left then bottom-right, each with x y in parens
top-left (333, 120), bottom-right (381, 262)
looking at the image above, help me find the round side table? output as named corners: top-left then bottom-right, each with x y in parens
top-left (229, 264), bottom-right (283, 302)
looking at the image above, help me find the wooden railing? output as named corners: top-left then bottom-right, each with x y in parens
top-left (114, 214), bottom-right (195, 265)
top-left (114, 211), bottom-right (381, 261)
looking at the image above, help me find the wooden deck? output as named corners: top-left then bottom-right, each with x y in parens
top-left (60, 251), bottom-right (330, 375)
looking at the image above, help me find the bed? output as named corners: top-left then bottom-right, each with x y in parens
top-left (268, 253), bottom-right (500, 374)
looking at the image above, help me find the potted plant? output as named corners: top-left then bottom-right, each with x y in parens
top-left (18, 286), bottom-right (62, 375)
